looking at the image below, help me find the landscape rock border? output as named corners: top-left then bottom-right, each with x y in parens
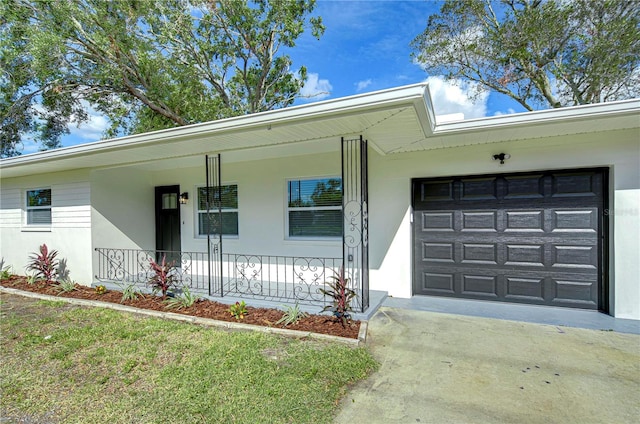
top-left (0, 286), bottom-right (368, 346)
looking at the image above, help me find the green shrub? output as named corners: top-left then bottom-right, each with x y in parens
top-left (0, 259), bottom-right (12, 280)
top-left (165, 285), bottom-right (200, 310)
top-left (228, 301), bottom-right (248, 320)
top-left (118, 283), bottom-right (142, 303)
top-left (55, 279), bottom-right (77, 294)
top-left (275, 303), bottom-right (309, 327)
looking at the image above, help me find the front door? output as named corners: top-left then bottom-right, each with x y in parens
top-left (155, 185), bottom-right (181, 265)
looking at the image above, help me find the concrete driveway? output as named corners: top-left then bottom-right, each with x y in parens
top-left (335, 307), bottom-right (640, 424)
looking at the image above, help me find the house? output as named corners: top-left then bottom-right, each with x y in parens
top-left (1, 83), bottom-right (638, 320)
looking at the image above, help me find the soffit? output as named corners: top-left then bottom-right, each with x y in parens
top-left (0, 103), bottom-right (427, 178)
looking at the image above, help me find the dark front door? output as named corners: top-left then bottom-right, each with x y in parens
top-left (412, 168), bottom-right (607, 310)
top-left (155, 185), bottom-right (181, 265)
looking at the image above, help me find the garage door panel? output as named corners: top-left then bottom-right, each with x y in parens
top-left (552, 245), bottom-right (598, 269)
top-left (461, 243), bottom-right (498, 265)
top-left (461, 211), bottom-right (498, 231)
top-left (460, 177), bottom-right (498, 200)
top-left (552, 209), bottom-right (598, 232)
top-left (505, 244), bottom-right (545, 267)
top-left (417, 180), bottom-right (454, 202)
top-left (551, 172), bottom-right (601, 198)
top-left (553, 279), bottom-right (597, 306)
top-left (421, 242), bottom-right (455, 263)
top-left (421, 211), bottom-right (455, 231)
top-left (462, 274), bottom-right (499, 297)
top-left (504, 175), bottom-right (545, 199)
top-left (421, 272), bottom-right (455, 293)
top-left (505, 277), bottom-right (544, 301)
top-left (413, 168), bottom-right (605, 310)
top-left (505, 210), bottom-right (545, 232)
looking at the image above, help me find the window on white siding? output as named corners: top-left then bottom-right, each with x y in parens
top-left (287, 177), bottom-right (342, 238)
top-left (197, 185), bottom-right (238, 236)
top-left (26, 188), bottom-right (52, 225)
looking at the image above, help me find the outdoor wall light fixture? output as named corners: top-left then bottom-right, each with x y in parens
top-left (492, 153), bottom-right (511, 164)
top-left (179, 192), bottom-right (189, 205)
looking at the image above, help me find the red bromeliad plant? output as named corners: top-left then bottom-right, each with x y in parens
top-left (320, 266), bottom-right (357, 326)
top-left (26, 244), bottom-right (59, 284)
top-left (148, 255), bottom-right (178, 298)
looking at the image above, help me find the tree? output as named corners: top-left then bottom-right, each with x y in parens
top-left (411, 0), bottom-right (640, 111)
top-left (311, 178), bottom-right (342, 206)
top-left (0, 0), bottom-right (324, 158)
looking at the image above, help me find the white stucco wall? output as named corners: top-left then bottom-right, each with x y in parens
top-left (368, 128), bottom-right (640, 319)
top-left (151, 150), bottom-right (343, 260)
top-left (0, 170), bottom-right (93, 284)
top-left (90, 167), bottom-right (155, 276)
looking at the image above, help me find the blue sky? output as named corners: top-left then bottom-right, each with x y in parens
top-left (55, 0), bottom-right (526, 151)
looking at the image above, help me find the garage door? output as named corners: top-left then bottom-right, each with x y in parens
top-left (412, 168), bottom-right (607, 310)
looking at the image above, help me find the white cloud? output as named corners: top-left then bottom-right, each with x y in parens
top-left (425, 76), bottom-right (488, 121)
top-left (493, 108), bottom-right (516, 117)
top-left (300, 73), bottom-right (332, 101)
top-left (20, 139), bottom-right (41, 155)
top-left (356, 79), bottom-right (372, 92)
top-left (67, 102), bottom-right (110, 144)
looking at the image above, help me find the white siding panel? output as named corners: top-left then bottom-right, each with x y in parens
top-left (0, 188), bottom-right (21, 228)
top-left (53, 182), bottom-right (90, 206)
top-left (52, 182), bottom-right (91, 228)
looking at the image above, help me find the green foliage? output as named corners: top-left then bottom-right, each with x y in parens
top-left (310, 178), bottom-right (342, 206)
top-left (165, 285), bottom-right (200, 310)
top-left (411, 0), bottom-right (640, 110)
top-left (26, 244), bottom-right (59, 284)
top-left (1, 0), bottom-right (325, 157)
top-left (1, 298), bottom-right (377, 423)
top-left (228, 301), bottom-right (248, 320)
top-left (0, 259), bottom-right (12, 280)
top-left (148, 255), bottom-right (178, 298)
top-left (320, 266), bottom-right (356, 326)
top-left (275, 303), bottom-right (310, 327)
top-left (55, 279), bottom-right (77, 294)
top-left (117, 282), bottom-right (142, 303)
top-left (95, 285), bottom-right (107, 295)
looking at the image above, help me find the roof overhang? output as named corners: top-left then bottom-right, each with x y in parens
top-left (1, 82), bottom-right (638, 179)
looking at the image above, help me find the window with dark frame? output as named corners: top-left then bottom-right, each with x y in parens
top-left (287, 177), bottom-right (342, 238)
top-left (26, 188), bottom-right (52, 225)
top-left (197, 185), bottom-right (238, 236)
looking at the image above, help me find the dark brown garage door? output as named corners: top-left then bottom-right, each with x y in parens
top-left (412, 168), bottom-right (607, 310)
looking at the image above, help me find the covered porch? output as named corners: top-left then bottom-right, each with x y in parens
top-left (91, 136), bottom-right (371, 312)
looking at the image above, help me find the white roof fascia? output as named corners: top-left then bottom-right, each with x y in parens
top-left (432, 98), bottom-right (640, 135)
top-left (0, 83), bottom-right (432, 169)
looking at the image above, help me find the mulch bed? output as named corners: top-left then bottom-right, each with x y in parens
top-left (0, 275), bottom-right (360, 339)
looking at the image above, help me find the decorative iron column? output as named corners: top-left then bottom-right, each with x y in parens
top-left (205, 154), bottom-right (223, 297)
top-left (341, 136), bottom-right (369, 312)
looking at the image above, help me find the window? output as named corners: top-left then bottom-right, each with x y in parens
top-left (197, 185), bottom-right (238, 236)
top-left (26, 188), bottom-right (52, 225)
top-left (287, 177), bottom-right (342, 238)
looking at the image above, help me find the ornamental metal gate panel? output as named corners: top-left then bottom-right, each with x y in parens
top-left (342, 136), bottom-right (369, 312)
top-left (206, 154), bottom-right (223, 296)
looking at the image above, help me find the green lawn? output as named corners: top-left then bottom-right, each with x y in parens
top-left (0, 296), bottom-right (377, 423)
